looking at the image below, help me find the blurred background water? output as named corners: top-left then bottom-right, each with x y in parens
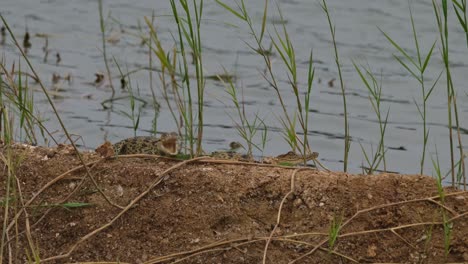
top-left (1, 0), bottom-right (467, 177)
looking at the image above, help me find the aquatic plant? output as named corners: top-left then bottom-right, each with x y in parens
top-left (216, 0), bottom-right (318, 165)
top-left (380, 5), bottom-right (438, 176)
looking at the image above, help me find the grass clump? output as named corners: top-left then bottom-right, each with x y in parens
top-left (145, 0), bottom-right (206, 157)
top-left (432, 153), bottom-right (453, 258)
top-left (328, 212), bottom-right (343, 253)
top-left (432, 0), bottom-right (465, 188)
top-left (380, 4), bottom-right (438, 176)
top-left (354, 64), bottom-right (389, 174)
top-left (320, 0), bottom-right (350, 172)
top-left (217, 0), bottom-right (317, 165)
top-left (222, 68), bottom-right (268, 158)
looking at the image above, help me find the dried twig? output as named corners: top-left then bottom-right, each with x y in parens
top-left (263, 168), bottom-right (305, 264)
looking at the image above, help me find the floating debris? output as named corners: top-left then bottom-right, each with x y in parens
top-left (0, 26), bottom-right (5, 45)
top-left (23, 31), bottom-right (32, 52)
top-left (82, 93), bottom-right (93, 100)
top-left (94, 72), bottom-right (105, 86)
top-left (106, 30), bottom-right (121, 44)
top-left (63, 73), bottom-right (72, 83)
top-left (120, 77), bottom-right (127, 89)
top-left (52, 73), bottom-right (72, 85)
top-left (206, 73), bottom-right (237, 83)
top-left (42, 36), bottom-right (48, 52)
top-left (52, 73), bottom-right (60, 84)
top-left (56, 52), bottom-right (61, 65)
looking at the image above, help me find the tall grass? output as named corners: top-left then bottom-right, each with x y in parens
top-left (0, 61), bottom-right (53, 146)
top-left (113, 60), bottom-right (142, 137)
top-left (98, 0), bottom-right (115, 97)
top-left (216, 0), bottom-right (316, 164)
top-left (120, 77), bottom-right (141, 137)
top-left (0, 101), bottom-right (40, 262)
top-left (433, 0), bottom-right (466, 188)
top-left (145, 21), bottom-right (191, 154)
top-left (223, 71), bottom-right (267, 157)
top-left (145, 0), bottom-right (205, 157)
top-left (0, 17), bottom-right (125, 262)
top-left (147, 12), bottom-right (160, 135)
top-left (0, 107), bottom-right (13, 264)
top-left (446, 0), bottom-right (468, 191)
top-left (171, 0), bottom-right (205, 156)
top-left (321, 0), bottom-right (350, 172)
top-left (432, 153), bottom-right (452, 257)
top-left (380, 5), bottom-right (438, 175)
top-left (354, 64), bottom-right (389, 174)
top-left (452, 0), bottom-right (468, 47)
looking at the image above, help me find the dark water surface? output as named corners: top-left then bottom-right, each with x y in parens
top-left (1, 0), bottom-right (467, 176)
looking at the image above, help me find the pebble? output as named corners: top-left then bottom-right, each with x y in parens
top-left (293, 198), bottom-right (302, 207)
top-left (68, 182), bottom-right (77, 190)
top-left (116, 185), bottom-right (124, 197)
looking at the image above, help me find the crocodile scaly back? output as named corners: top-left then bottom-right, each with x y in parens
top-left (113, 133), bottom-right (179, 156)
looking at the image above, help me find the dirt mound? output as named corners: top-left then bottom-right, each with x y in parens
top-left (1, 144), bottom-right (467, 263)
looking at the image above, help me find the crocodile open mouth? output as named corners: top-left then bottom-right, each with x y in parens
top-left (157, 137), bottom-right (178, 156)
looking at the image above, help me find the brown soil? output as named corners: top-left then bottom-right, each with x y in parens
top-left (1, 144), bottom-right (467, 263)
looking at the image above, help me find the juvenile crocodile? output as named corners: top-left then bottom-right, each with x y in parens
top-left (112, 136), bottom-right (319, 166)
top-left (210, 144), bottom-right (319, 166)
top-left (112, 132), bottom-right (179, 156)
top-left (210, 150), bottom-right (252, 161)
top-left (263, 151), bottom-right (319, 165)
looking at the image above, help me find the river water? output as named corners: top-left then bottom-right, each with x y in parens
top-left (1, 0), bottom-right (467, 177)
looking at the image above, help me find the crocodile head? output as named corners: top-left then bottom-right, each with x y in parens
top-left (156, 132), bottom-right (179, 156)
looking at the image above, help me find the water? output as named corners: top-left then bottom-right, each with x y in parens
top-left (1, 0), bottom-right (467, 177)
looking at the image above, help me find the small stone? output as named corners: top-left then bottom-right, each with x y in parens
top-left (367, 244), bottom-right (377, 257)
top-left (319, 202), bottom-right (325, 207)
top-left (416, 234), bottom-right (427, 243)
top-left (293, 198), bottom-right (303, 207)
top-left (68, 182), bottom-right (77, 190)
top-left (46, 150), bottom-right (56, 158)
top-left (116, 185), bottom-right (124, 197)
top-left (95, 141), bottom-right (114, 158)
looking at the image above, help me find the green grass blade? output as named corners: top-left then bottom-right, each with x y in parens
top-left (421, 40), bottom-right (437, 73)
top-left (215, 0), bottom-right (246, 21)
top-left (259, 0), bottom-right (268, 42)
top-left (379, 28), bottom-right (420, 71)
top-left (393, 55), bottom-right (422, 83)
